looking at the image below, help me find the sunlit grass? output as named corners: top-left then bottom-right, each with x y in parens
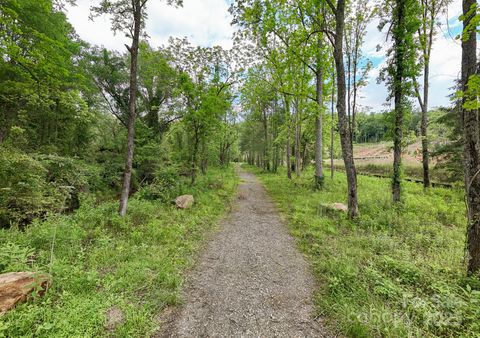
top-left (0, 167), bottom-right (238, 337)
top-left (246, 164), bottom-right (479, 337)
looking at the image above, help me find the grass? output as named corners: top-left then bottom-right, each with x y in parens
top-left (245, 164), bottom-right (480, 338)
top-left (0, 167), bottom-right (238, 337)
top-left (332, 162), bottom-right (454, 185)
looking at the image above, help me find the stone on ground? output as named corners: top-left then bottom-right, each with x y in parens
top-left (0, 272), bottom-right (49, 314)
top-left (175, 195), bottom-right (194, 209)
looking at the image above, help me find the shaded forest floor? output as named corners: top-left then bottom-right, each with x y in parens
top-left (0, 167), bottom-right (238, 337)
top-left (246, 165), bottom-right (480, 337)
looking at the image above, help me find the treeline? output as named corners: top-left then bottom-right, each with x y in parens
top-left (0, 0), bottom-right (238, 227)
top-left (232, 0), bottom-right (480, 275)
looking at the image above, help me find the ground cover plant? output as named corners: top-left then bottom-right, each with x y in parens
top-left (246, 165), bottom-right (480, 337)
top-left (0, 168), bottom-right (237, 337)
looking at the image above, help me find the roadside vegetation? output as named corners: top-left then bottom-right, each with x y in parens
top-left (1, 0), bottom-right (239, 335)
top-left (0, 168), bottom-right (237, 337)
top-left (247, 165), bottom-right (479, 337)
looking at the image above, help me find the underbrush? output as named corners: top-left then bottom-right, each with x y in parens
top-left (0, 167), bottom-right (238, 337)
top-left (246, 165), bottom-right (479, 337)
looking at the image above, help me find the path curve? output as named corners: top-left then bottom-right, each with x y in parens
top-left (158, 168), bottom-right (329, 337)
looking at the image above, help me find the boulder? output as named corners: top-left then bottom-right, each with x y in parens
top-left (331, 203), bottom-right (348, 213)
top-left (175, 195), bottom-right (194, 209)
top-left (0, 272), bottom-right (50, 314)
top-left (318, 202), bottom-right (348, 216)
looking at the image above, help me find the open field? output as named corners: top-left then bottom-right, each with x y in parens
top-left (330, 141), bottom-right (454, 185)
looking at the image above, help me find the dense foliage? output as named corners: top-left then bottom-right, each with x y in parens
top-left (0, 0), bottom-right (239, 228)
top-left (1, 0), bottom-right (479, 336)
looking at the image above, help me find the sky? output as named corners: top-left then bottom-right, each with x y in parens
top-left (66, 0), bottom-right (464, 112)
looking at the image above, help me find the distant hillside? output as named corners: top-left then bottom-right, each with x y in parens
top-left (351, 141), bottom-right (423, 166)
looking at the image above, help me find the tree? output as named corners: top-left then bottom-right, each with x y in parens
top-left (0, 0), bottom-right (92, 154)
top-left (413, 0), bottom-right (451, 188)
top-left (138, 42), bottom-right (181, 136)
top-left (85, 48), bottom-right (130, 127)
top-left (326, 0), bottom-right (359, 218)
top-left (170, 40), bottom-right (236, 183)
top-left (379, 0), bottom-right (420, 202)
top-left (231, 0), bottom-right (333, 182)
top-left (460, 0), bottom-right (480, 275)
top-left (91, 0), bottom-right (182, 216)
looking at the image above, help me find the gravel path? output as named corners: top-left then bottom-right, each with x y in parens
top-left (157, 168), bottom-right (330, 337)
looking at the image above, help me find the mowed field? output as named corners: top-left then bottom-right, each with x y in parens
top-left (331, 141), bottom-right (454, 184)
top-left (343, 141), bottom-right (423, 166)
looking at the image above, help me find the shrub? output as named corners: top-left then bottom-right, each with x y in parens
top-left (0, 149), bottom-right (104, 227)
top-left (0, 148), bottom-right (65, 227)
top-left (137, 166), bottom-right (182, 203)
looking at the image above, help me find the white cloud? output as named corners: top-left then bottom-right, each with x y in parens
top-left (65, 0), bottom-right (234, 51)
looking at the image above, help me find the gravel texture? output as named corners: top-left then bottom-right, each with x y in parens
top-left (157, 169), bottom-right (330, 337)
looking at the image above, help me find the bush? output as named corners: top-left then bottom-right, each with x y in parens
top-left (0, 149), bottom-right (64, 227)
top-left (0, 166), bottom-right (238, 337)
top-left (0, 149), bottom-right (103, 227)
top-left (137, 166), bottom-right (182, 203)
top-left (36, 154), bottom-right (103, 210)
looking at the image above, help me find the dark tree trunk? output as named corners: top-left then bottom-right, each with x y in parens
top-left (200, 139), bottom-right (208, 175)
top-left (331, 59), bottom-right (335, 179)
top-left (346, 44), bottom-right (352, 145)
top-left (352, 38), bottom-right (359, 143)
top-left (191, 127), bottom-right (200, 185)
top-left (392, 0), bottom-right (407, 203)
top-left (315, 37), bottom-right (324, 188)
top-left (421, 60), bottom-right (430, 188)
top-left (294, 99), bottom-right (301, 177)
top-left (285, 95), bottom-right (292, 179)
top-left (263, 108), bottom-right (269, 171)
top-left (331, 0), bottom-right (358, 217)
top-left (462, 0), bottom-right (480, 275)
top-left (119, 2), bottom-right (141, 216)
top-left (286, 134), bottom-right (292, 180)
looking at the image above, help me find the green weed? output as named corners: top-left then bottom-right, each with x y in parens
top-left (0, 167), bottom-right (238, 337)
top-left (246, 164), bottom-right (478, 338)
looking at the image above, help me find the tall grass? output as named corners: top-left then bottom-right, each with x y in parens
top-left (247, 165), bottom-right (479, 337)
top-left (0, 167), bottom-right (238, 337)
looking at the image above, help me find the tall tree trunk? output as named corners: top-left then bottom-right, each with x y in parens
top-left (200, 138), bottom-right (208, 175)
top-left (284, 95), bottom-right (292, 179)
top-left (191, 126), bottom-right (200, 185)
top-left (119, 3), bottom-right (141, 216)
top-left (331, 59), bottom-right (335, 179)
top-left (286, 135), bottom-right (292, 179)
top-left (263, 108), bottom-right (269, 171)
top-left (392, 0), bottom-right (406, 203)
top-left (315, 38), bottom-right (324, 188)
top-left (462, 0), bottom-right (480, 275)
top-left (294, 99), bottom-right (301, 177)
top-left (421, 60), bottom-right (430, 188)
top-left (332, 0), bottom-right (358, 218)
top-left (352, 38), bottom-right (359, 143)
top-left (346, 44), bottom-right (352, 144)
